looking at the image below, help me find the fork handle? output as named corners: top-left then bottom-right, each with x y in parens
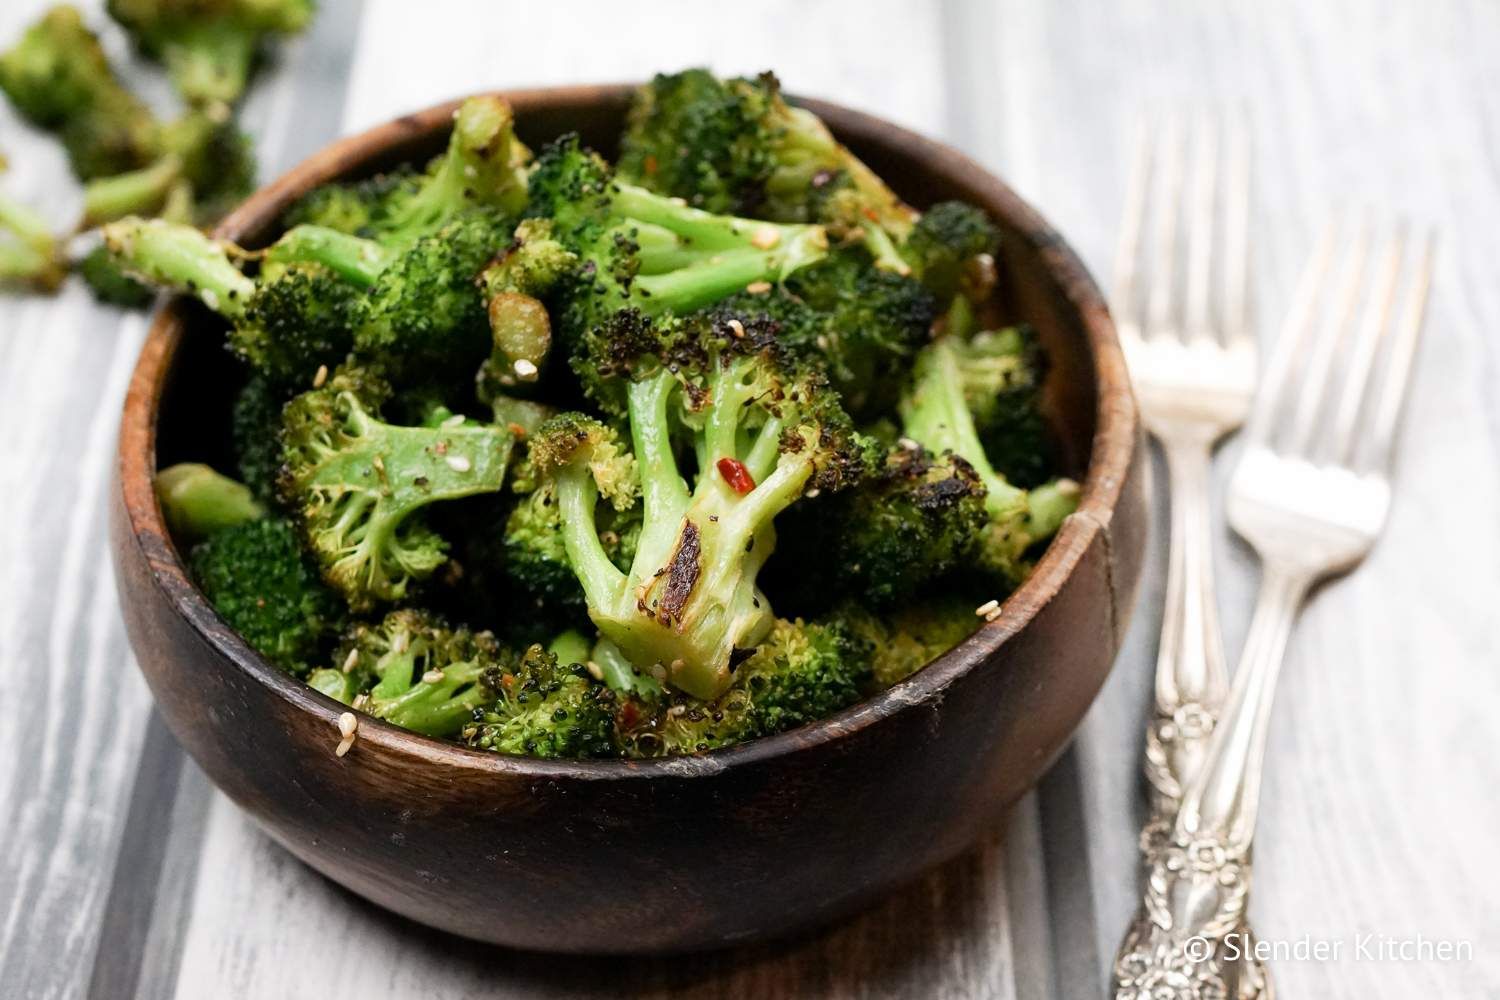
top-left (1144, 437), bottom-right (1231, 804)
top-left (1177, 563), bottom-right (1312, 851)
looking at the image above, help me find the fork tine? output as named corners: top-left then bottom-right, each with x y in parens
top-left (1326, 225), bottom-right (1406, 464)
top-left (1184, 116), bottom-right (1218, 338)
top-left (1244, 219), bottom-right (1338, 447)
top-left (1284, 219), bottom-right (1372, 455)
top-left (1364, 230), bottom-right (1436, 472)
top-left (1220, 112), bottom-right (1252, 345)
top-left (1144, 115), bottom-right (1185, 337)
top-left (1110, 117), bottom-right (1151, 331)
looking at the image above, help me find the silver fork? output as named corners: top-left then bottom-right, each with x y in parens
top-left (1108, 114), bottom-right (1268, 996)
top-left (1112, 115), bottom-right (1255, 821)
top-left (1113, 219), bottom-right (1435, 1000)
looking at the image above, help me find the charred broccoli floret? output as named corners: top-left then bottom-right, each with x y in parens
top-left (618, 69), bottom-right (916, 270)
top-left (79, 109), bottom-right (254, 226)
top-left (461, 642), bottom-right (617, 758)
top-left (900, 200), bottom-right (1001, 307)
top-left (106, 0), bottom-right (313, 108)
top-left (530, 313), bottom-right (875, 700)
top-left (278, 366), bottom-right (513, 611)
top-left (101, 217), bottom-right (356, 385)
top-left (829, 597), bottom-right (982, 689)
top-left (617, 617), bottom-right (866, 756)
top-left (900, 336), bottom-right (1078, 584)
top-left (0, 6), bottom-right (161, 180)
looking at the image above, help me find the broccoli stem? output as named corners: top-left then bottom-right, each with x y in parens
top-left (1026, 477), bottom-right (1081, 539)
top-left (156, 462), bottom-right (265, 541)
top-left (547, 629), bottom-right (592, 666)
top-left (901, 338), bottom-right (1026, 519)
top-left (0, 189), bottom-right (56, 253)
top-left (633, 244), bottom-right (820, 313)
top-left (81, 155), bottom-right (183, 227)
top-left (626, 373), bottom-right (690, 551)
top-left (102, 217), bottom-right (254, 317)
top-left (265, 225), bottom-right (395, 287)
top-left (0, 189), bottom-right (64, 290)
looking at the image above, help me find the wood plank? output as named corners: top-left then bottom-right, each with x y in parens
top-left (947, 0), bottom-right (1500, 994)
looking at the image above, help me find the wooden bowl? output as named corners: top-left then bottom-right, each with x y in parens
top-left (110, 85), bottom-right (1147, 954)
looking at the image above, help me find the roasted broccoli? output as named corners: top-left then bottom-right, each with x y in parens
top-left (230, 374), bottom-right (285, 501)
top-left (76, 243), bottom-right (155, 305)
top-left (0, 186), bottom-right (66, 292)
top-left (461, 641), bottom-right (617, 758)
top-left (900, 335), bottom-right (1078, 584)
top-left (616, 617), bottom-right (867, 755)
top-left (155, 461), bottom-right (264, 540)
top-left (529, 311), bottom-right (874, 700)
top-left (106, 0), bottom-right (313, 108)
top-left (830, 597), bottom-right (982, 689)
top-left (278, 366), bottom-right (513, 611)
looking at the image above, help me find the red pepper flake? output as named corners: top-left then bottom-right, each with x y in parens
top-left (717, 457), bottom-right (756, 494)
top-left (643, 154), bottom-right (658, 175)
top-left (862, 206), bottom-right (880, 222)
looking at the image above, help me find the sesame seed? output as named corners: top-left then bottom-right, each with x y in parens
top-left (975, 599), bottom-right (1000, 617)
top-left (804, 487), bottom-right (821, 498)
top-left (985, 608), bottom-right (1003, 623)
top-left (335, 712), bottom-right (358, 757)
top-left (463, 164), bottom-right (477, 179)
top-left (392, 632), bottom-right (409, 654)
top-left (441, 413), bottom-right (465, 428)
top-left (513, 358), bottom-right (539, 379)
top-left (312, 364), bottom-right (328, 388)
top-left (650, 664), bottom-right (668, 682)
top-left (200, 290), bottom-right (219, 311)
top-left (750, 226), bottom-right (781, 250)
top-left (351, 693), bottom-right (369, 710)
top-left (342, 647), bottom-right (359, 673)
top-left (669, 658), bottom-right (685, 674)
top-left (898, 437), bottom-right (921, 452)
top-left (667, 704), bottom-right (686, 717)
top-left (727, 318), bottom-right (746, 339)
top-left (445, 454), bottom-right (471, 472)
top-left (585, 661), bottom-right (604, 681)
top-left (745, 280), bottom-right (772, 295)
top-left (421, 669), bottom-right (445, 684)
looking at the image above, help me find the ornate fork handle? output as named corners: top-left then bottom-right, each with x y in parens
top-left (1143, 435), bottom-right (1229, 811)
top-left (1115, 566), bottom-right (1308, 1000)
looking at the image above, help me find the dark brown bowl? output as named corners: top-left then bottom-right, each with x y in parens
top-left (110, 85), bottom-right (1147, 954)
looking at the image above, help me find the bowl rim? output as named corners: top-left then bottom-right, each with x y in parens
top-left (117, 83), bottom-right (1135, 781)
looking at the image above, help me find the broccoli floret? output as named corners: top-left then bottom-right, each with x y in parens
top-left (106, 0), bottom-right (313, 108)
top-left (190, 514), bottom-right (346, 676)
top-left (476, 218), bottom-right (578, 392)
top-left (0, 186), bottom-right (66, 292)
top-left (617, 618), bottom-right (866, 756)
top-left (81, 110), bottom-right (254, 226)
top-left (156, 461), bottom-right (265, 541)
top-left (287, 96), bottom-right (526, 249)
top-left (716, 246), bottom-right (936, 417)
top-left (461, 642), bottom-right (617, 758)
top-left (770, 445), bottom-right (989, 612)
top-left (76, 243), bottom-right (154, 305)
top-left (526, 134), bottom-right (829, 351)
top-left (900, 336), bottom-right (1078, 584)
top-left (956, 326), bottom-right (1053, 488)
top-left (101, 217), bottom-right (357, 385)
top-left (829, 597), bottom-right (981, 689)
top-left (618, 70), bottom-right (916, 270)
top-left (278, 366), bottom-right (513, 611)
top-left (280, 167), bottom-right (418, 235)
top-left (530, 313), bottom-right (875, 700)
top-left (0, 6), bottom-right (161, 180)
top-left (353, 209), bottom-right (508, 380)
top-left (230, 374), bottom-right (285, 501)
top-left (900, 200), bottom-right (1000, 306)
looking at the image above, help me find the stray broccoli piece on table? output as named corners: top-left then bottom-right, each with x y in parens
top-left (900, 335), bottom-right (1078, 585)
top-left (81, 110), bottom-right (254, 226)
top-left (106, 0), bottom-right (313, 108)
top-left (0, 6), bottom-right (161, 180)
top-left (531, 311), bottom-right (875, 700)
top-left (0, 186), bottom-right (66, 292)
top-left (278, 365), bottom-right (513, 612)
top-left (617, 618), bottom-right (866, 756)
top-left (156, 461), bottom-right (264, 540)
top-left (618, 69), bottom-right (916, 271)
top-left (189, 512), bottom-right (345, 676)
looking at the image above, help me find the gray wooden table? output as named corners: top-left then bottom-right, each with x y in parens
top-left (3, 1), bottom-right (1498, 997)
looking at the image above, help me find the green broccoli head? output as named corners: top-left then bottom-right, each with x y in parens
top-left (533, 314), bottom-right (877, 701)
top-left (900, 200), bottom-right (1001, 305)
top-left (617, 70), bottom-right (917, 268)
top-left (190, 515), bottom-right (346, 676)
top-left (335, 608), bottom-right (503, 737)
top-left (829, 596), bottom-right (982, 689)
top-left (770, 444), bottom-right (989, 612)
top-left (617, 617), bottom-right (867, 756)
top-left (230, 374), bottom-right (285, 502)
top-left (461, 642), bottom-right (617, 758)
top-left (278, 366), bottom-right (513, 611)
top-left (476, 218), bottom-right (579, 392)
top-left (0, 6), bottom-right (162, 179)
top-left (280, 167), bottom-right (420, 235)
top-left (234, 262), bottom-right (358, 386)
top-left (106, 0), bottom-right (313, 107)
